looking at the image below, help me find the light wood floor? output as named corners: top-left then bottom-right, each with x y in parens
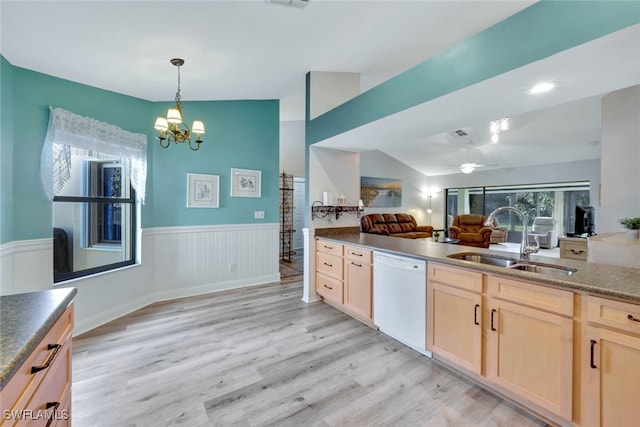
top-left (71, 278), bottom-right (546, 427)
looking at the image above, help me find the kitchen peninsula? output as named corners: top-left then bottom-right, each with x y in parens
top-left (313, 230), bottom-right (640, 427)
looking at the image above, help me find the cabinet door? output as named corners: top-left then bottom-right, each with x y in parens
top-left (427, 282), bottom-right (482, 374)
top-left (344, 259), bottom-right (372, 320)
top-left (584, 326), bottom-right (640, 427)
top-left (486, 299), bottom-right (573, 419)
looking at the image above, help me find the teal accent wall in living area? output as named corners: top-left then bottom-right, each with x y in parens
top-left (2, 58), bottom-right (280, 243)
top-left (306, 1), bottom-right (640, 145)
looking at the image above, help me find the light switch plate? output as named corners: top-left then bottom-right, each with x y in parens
top-left (254, 211), bottom-right (265, 219)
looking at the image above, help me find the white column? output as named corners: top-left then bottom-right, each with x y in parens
top-left (302, 227), bottom-right (321, 303)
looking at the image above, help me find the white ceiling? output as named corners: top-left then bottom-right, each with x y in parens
top-left (2, 1), bottom-right (639, 176)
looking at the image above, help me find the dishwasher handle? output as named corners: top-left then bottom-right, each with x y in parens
top-left (374, 254), bottom-right (425, 272)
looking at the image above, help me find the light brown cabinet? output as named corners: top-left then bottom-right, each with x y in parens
top-left (315, 239), bottom-right (374, 325)
top-left (316, 239), bottom-right (344, 305)
top-left (583, 296), bottom-right (640, 427)
top-left (486, 275), bottom-right (574, 420)
top-left (560, 237), bottom-right (588, 261)
top-left (428, 263), bottom-right (574, 422)
top-left (343, 245), bottom-right (373, 321)
top-left (427, 263), bottom-right (483, 374)
top-left (1, 304), bottom-right (74, 427)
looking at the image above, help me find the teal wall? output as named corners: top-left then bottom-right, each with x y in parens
top-left (150, 99), bottom-right (279, 227)
top-left (306, 1), bottom-right (640, 145)
top-left (1, 57), bottom-right (15, 243)
top-left (1, 60), bottom-right (280, 243)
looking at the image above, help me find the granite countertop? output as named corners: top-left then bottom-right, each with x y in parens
top-left (318, 233), bottom-right (640, 303)
top-left (0, 287), bottom-right (77, 389)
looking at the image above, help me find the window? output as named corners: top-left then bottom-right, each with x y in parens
top-left (41, 108), bottom-right (146, 283)
top-left (446, 181), bottom-right (590, 242)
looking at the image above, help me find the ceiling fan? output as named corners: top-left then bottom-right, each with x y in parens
top-left (443, 133), bottom-right (497, 174)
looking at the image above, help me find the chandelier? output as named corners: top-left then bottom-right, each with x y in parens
top-left (154, 58), bottom-right (205, 151)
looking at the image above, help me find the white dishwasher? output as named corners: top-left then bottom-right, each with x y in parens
top-left (373, 252), bottom-right (430, 357)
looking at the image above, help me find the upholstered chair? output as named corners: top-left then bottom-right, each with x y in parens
top-left (528, 216), bottom-right (558, 249)
top-left (448, 214), bottom-right (492, 248)
top-left (488, 217), bottom-right (509, 244)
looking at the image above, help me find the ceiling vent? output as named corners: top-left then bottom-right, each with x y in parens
top-left (269, 0), bottom-right (310, 7)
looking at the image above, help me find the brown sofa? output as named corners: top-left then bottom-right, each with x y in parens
top-left (360, 213), bottom-right (433, 239)
top-left (449, 214), bottom-right (492, 248)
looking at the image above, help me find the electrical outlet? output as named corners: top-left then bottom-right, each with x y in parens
top-left (254, 211), bottom-right (265, 219)
top-left (228, 262), bottom-right (236, 271)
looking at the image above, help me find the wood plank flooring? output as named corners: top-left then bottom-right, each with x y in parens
top-left (71, 279), bottom-right (546, 427)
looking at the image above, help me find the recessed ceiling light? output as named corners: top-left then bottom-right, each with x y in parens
top-left (530, 82), bottom-right (555, 94)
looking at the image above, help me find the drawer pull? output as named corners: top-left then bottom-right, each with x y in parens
top-left (323, 284), bottom-right (333, 290)
top-left (45, 401), bottom-right (60, 427)
top-left (323, 245), bottom-right (333, 250)
top-left (474, 304), bottom-right (480, 326)
top-left (351, 252), bottom-right (363, 257)
top-left (570, 249), bottom-right (585, 254)
top-left (590, 339), bottom-right (597, 369)
top-left (628, 314), bottom-right (640, 323)
top-left (31, 343), bottom-right (62, 374)
top-left (323, 262), bottom-right (333, 267)
top-left (351, 262), bottom-right (362, 267)
top-left (490, 309), bottom-right (497, 331)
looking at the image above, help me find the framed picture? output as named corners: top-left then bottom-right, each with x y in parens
top-left (360, 176), bottom-right (402, 207)
top-left (230, 168), bottom-right (261, 197)
top-left (187, 173), bottom-right (219, 208)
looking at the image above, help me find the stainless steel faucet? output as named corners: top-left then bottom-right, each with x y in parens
top-left (486, 206), bottom-right (539, 260)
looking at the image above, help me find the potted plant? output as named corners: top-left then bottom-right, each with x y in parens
top-left (618, 217), bottom-right (640, 238)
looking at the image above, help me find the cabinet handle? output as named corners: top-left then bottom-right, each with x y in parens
top-left (351, 252), bottom-right (363, 257)
top-left (490, 309), bottom-right (497, 331)
top-left (351, 262), bottom-right (362, 267)
top-left (474, 304), bottom-right (480, 326)
top-left (570, 249), bottom-right (584, 254)
top-left (628, 314), bottom-right (640, 323)
top-left (31, 343), bottom-right (62, 374)
top-left (324, 245), bottom-right (333, 250)
top-left (590, 339), bottom-right (597, 369)
top-left (45, 401), bottom-right (60, 427)
top-left (323, 262), bottom-right (333, 267)
top-left (323, 284), bottom-right (333, 290)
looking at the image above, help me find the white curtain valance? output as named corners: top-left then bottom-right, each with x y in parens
top-left (40, 107), bottom-right (147, 202)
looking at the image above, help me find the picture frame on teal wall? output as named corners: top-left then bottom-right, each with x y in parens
top-left (230, 168), bottom-right (262, 198)
top-left (187, 173), bottom-right (220, 208)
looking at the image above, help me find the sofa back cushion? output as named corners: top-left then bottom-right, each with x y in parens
top-left (361, 213), bottom-right (418, 234)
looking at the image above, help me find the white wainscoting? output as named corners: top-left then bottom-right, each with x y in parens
top-left (149, 223), bottom-right (281, 301)
top-left (1, 223), bottom-right (281, 335)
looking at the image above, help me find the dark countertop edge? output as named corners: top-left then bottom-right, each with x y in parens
top-left (0, 287), bottom-right (78, 389)
top-left (316, 234), bottom-right (640, 304)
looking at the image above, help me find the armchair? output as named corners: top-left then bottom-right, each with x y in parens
top-left (528, 217), bottom-right (558, 249)
top-left (448, 214), bottom-right (492, 248)
top-left (488, 217), bottom-right (508, 244)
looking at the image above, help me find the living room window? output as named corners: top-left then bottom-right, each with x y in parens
top-left (41, 108), bottom-right (147, 283)
top-left (446, 181), bottom-right (590, 241)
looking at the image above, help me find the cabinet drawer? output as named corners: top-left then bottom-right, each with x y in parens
top-left (316, 252), bottom-right (343, 280)
top-left (2, 305), bottom-right (74, 420)
top-left (560, 241), bottom-right (587, 260)
top-left (428, 262), bottom-right (483, 293)
top-left (344, 245), bottom-right (372, 264)
top-left (487, 276), bottom-right (573, 316)
top-left (316, 273), bottom-right (343, 305)
top-left (316, 239), bottom-right (343, 257)
top-left (21, 337), bottom-right (72, 427)
top-left (587, 295), bottom-right (640, 335)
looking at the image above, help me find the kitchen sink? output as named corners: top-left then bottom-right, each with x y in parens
top-left (507, 262), bottom-right (577, 276)
top-left (447, 252), bottom-right (577, 276)
top-left (446, 252), bottom-right (520, 268)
